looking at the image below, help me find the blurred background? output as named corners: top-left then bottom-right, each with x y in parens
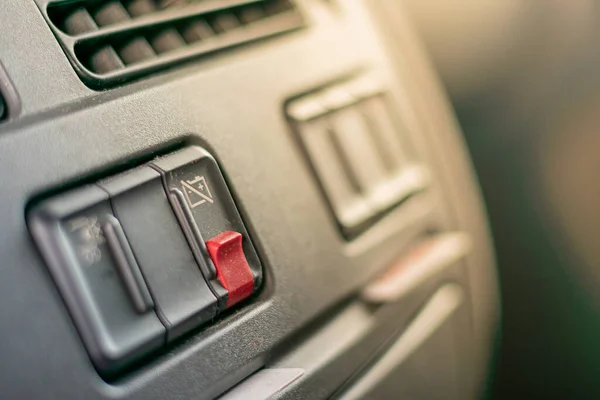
top-left (402, 1), bottom-right (600, 397)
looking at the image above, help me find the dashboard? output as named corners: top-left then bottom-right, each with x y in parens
top-left (0, 1), bottom-right (499, 399)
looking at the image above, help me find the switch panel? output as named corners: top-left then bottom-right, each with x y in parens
top-left (287, 74), bottom-right (429, 238)
top-left (99, 166), bottom-right (218, 342)
top-left (28, 146), bottom-right (263, 377)
top-left (28, 185), bottom-right (165, 375)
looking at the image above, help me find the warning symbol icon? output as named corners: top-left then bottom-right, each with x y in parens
top-left (181, 175), bottom-right (214, 208)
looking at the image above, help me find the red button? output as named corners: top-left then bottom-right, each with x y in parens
top-left (206, 231), bottom-right (255, 308)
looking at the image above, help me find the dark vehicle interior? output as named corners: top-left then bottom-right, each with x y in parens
top-left (0, 1), bottom-right (595, 399)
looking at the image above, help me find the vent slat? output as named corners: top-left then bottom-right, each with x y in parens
top-left (117, 37), bottom-right (156, 64)
top-left (124, 0), bottom-right (157, 17)
top-left (80, 11), bottom-right (303, 77)
top-left (43, 0), bottom-right (305, 87)
top-left (149, 28), bottom-right (186, 53)
top-left (93, 2), bottom-right (131, 26)
top-left (89, 45), bottom-right (125, 73)
top-left (63, 8), bottom-right (98, 35)
top-left (180, 20), bottom-right (215, 42)
top-left (209, 13), bottom-right (241, 33)
top-left (52, 0), bottom-right (264, 38)
top-left (236, 6), bottom-right (266, 24)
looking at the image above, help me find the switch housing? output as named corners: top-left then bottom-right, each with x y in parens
top-left (28, 146), bottom-right (263, 377)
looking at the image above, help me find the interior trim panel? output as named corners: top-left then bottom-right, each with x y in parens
top-left (0, 0), bottom-right (499, 399)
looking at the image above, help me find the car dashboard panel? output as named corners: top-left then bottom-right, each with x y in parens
top-left (0, 0), bottom-right (498, 399)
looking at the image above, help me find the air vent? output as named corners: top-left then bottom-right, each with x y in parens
top-left (287, 74), bottom-right (429, 239)
top-left (40, 0), bottom-right (305, 87)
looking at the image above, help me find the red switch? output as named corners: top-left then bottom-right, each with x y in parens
top-left (206, 231), bottom-right (255, 308)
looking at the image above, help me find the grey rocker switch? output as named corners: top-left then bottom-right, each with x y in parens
top-left (28, 185), bottom-right (165, 376)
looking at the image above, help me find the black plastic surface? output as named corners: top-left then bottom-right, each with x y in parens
top-left (28, 185), bottom-right (166, 376)
top-left (338, 289), bottom-right (465, 400)
top-left (271, 251), bottom-right (471, 400)
top-left (357, 319), bottom-right (462, 400)
top-left (99, 166), bottom-right (219, 342)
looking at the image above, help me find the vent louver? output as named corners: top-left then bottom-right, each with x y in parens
top-left (286, 74), bottom-right (429, 239)
top-left (40, 0), bottom-right (305, 87)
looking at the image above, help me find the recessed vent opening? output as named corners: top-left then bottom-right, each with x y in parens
top-left (0, 94), bottom-right (6, 123)
top-left (42, 0), bottom-right (305, 87)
